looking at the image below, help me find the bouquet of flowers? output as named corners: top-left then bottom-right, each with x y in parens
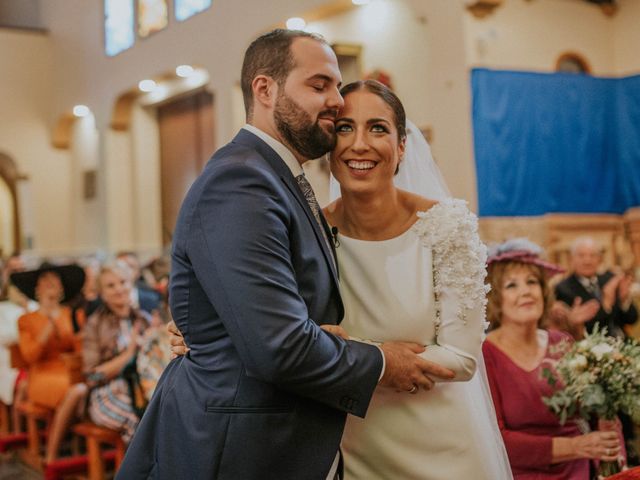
top-left (542, 326), bottom-right (640, 477)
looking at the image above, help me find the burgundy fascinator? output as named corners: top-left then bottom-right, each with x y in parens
top-left (486, 238), bottom-right (565, 276)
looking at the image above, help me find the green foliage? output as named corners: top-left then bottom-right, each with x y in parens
top-left (543, 326), bottom-right (640, 424)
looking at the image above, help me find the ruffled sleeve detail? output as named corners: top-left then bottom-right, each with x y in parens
top-left (412, 198), bottom-right (490, 331)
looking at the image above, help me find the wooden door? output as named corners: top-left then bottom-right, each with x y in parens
top-left (158, 90), bottom-right (214, 246)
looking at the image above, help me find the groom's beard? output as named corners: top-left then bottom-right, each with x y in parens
top-left (274, 93), bottom-right (337, 160)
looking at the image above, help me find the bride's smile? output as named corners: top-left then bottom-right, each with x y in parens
top-left (331, 89), bottom-right (405, 193)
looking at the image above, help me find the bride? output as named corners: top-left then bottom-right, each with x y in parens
top-left (323, 80), bottom-right (511, 479)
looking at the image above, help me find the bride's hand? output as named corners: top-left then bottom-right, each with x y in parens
top-left (320, 324), bottom-right (349, 340)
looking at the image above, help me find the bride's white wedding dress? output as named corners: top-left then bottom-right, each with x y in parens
top-left (337, 199), bottom-right (512, 480)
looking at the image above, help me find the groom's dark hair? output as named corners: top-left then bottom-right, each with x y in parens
top-left (241, 29), bottom-right (328, 120)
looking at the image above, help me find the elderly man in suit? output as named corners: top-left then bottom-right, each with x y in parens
top-left (117, 29), bottom-right (451, 480)
top-left (555, 236), bottom-right (637, 339)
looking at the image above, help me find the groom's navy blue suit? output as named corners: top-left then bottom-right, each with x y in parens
top-left (117, 129), bottom-right (383, 479)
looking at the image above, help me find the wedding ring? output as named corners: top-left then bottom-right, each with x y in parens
top-left (408, 384), bottom-right (418, 394)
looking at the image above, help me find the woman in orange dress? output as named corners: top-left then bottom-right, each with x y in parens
top-left (12, 263), bottom-right (87, 463)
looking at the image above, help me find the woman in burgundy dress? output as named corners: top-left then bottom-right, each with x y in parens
top-left (482, 239), bottom-right (622, 479)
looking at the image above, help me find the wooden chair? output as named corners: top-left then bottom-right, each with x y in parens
top-left (73, 422), bottom-right (125, 480)
top-left (7, 343), bottom-right (52, 468)
top-left (15, 400), bottom-right (52, 470)
top-left (0, 400), bottom-right (9, 434)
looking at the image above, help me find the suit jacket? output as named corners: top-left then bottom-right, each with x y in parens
top-left (117, 129), bottom-right (383, 479)
top-left (555, 272), bottom-right (638, 337)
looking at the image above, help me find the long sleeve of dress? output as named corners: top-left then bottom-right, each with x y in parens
top-left (82, 313), bottom-right (102, 374)
top-left (415, 199), bottom-right (489, 382)
top-left (18, 313), bottom-right (46, 364)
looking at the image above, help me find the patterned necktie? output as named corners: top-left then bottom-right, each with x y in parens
top-left (295, 173), bottom-right (335, 268)
top-left (589, 278), bottom-right (602, 301)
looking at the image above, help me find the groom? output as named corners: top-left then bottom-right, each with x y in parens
top-left (118, 29), bottom-right (451, 480)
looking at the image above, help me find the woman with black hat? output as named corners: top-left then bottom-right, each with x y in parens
top-left (12, 263), bottom-right (88, 464)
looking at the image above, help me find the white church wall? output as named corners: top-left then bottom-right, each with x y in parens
top-left (34, 0), bottom-right (348, 255)
top-left (463, 0), bottom-right (615, 75)
top-left (613, 0), bottom-right (640, 75)
top-left (4, 0), bottom-right (634, 256)
top-left (0, 29), bottom-right (75, 257)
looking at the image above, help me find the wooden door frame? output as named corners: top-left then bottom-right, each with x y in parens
top-left (0, 153), bottom-right (22, 254)
top-left (157, 89), bottom-right (215, 246)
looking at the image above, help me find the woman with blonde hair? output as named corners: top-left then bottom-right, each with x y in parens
top-left (83, 263), bottom-right (149, 443)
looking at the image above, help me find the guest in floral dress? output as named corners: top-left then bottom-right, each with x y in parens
top-left (83, 263), bottom-right (149, 443)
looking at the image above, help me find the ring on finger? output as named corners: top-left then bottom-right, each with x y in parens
top-left (408, 384), bottom-right (418, 394)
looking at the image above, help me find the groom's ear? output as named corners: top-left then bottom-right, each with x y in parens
top-left (252, 75), bottom-right (278, 110)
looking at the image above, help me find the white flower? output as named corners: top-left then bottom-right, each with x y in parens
top-left (569, 354), bottom-right (588, 371)
top-left (590, 343), bottom-right (614, 360)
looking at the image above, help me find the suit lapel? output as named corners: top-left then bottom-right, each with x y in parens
top-left (232, 130), bottom-right (341, 290)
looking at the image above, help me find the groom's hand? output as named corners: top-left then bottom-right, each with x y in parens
top-left (167, 320), bottom-right (189, 359)
top-left (379, 342), bottom-right (454, 392)
top-left (320, 324), bottom-right (349, 340)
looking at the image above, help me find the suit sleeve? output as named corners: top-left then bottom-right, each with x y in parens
top-left (185, 161), bottom-right (382, 417)
top-left (616, 301), bottom-right (638, 326)
top-left (554, 282), bottom-right (575, 307)
top-left (82, 313), bottom-right (102, 374)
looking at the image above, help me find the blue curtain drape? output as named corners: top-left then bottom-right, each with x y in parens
top-left (471, 68), bottom-right (640, 217)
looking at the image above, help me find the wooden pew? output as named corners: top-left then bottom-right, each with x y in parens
top-left (14, 400), bottom-right (52, 470)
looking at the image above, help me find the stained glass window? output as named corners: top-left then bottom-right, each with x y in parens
top-left (104, 0), bottom-right (135, 56)
top-left (174, 0), bottom-right (211, 22)
top-left (138, 0), bottom-right (168, 38)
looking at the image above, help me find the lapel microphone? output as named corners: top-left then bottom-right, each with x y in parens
top-left (331, 226), bottom-right (340, 247)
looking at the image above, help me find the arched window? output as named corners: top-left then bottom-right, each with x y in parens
top-left (555, 52), bottom-right (591, 74)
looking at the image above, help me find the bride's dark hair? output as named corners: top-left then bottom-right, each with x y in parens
top-left (339, 80), bottom-right (407, 142)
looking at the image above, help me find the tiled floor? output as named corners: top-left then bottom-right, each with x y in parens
top-left (0, 459), bottom-right (42, 480)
